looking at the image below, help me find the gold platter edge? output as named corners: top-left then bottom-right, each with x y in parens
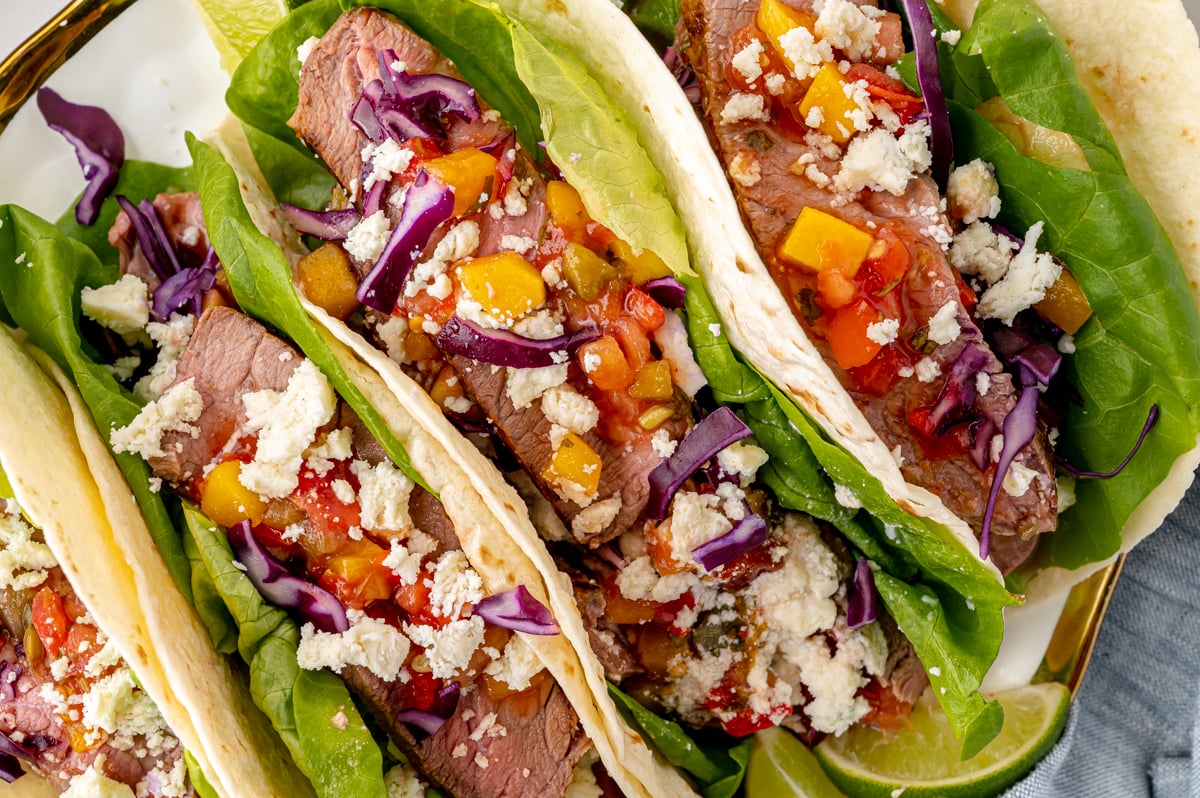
top-left (0, 0), bottom-right (1123, 701)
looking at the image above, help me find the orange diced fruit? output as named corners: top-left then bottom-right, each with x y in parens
top-left (458, 252), bottom-right (546, 320)
top-left (563, 243), bottom-right (618, 301)
top-left (756, 0), bottom-right (818, 70)
top-left (1034, 268), bottom-right (1093, 335)
top-left (629, 360), bottom-right (675, 401)
top-left (546, 180), bottom-right (591, 241)
top-left (800, 64), bottom-right (863, 144)
top-left (544, 433), bottom-right (603, 498)
top-left (780, 207), bottom-right (874, 275)
top-left (422, 148), bottom-right (499, 216)
top-left (200, 460), bottom-right (267, 528)
top-left (296, 243), bottom-right (361, 320)
top-left (578, 335), bottom-right (634, 391)
top-left (826, 299), bottom-right (884, 370)
top-left (608, 238), bottom-right (672, 284)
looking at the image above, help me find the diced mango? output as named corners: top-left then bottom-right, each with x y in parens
top-left (779, 207), bottom-right (874, 275)
top-left (799, 64), bottom-right (863, 144)
top-left (629, 360), bottom-right (675, 401)
top-left (1035, 268), bottom-right (1093, 335)
top-left (563, 242), bottom-right (618, 301)
top-left (200, 460), bottom-right (267, 528)
top-left (458, 252), bottom-right (546, 320)
top-left (545, 433), bottom-right (602, 497)
top-left (296, 243), bottom-right (361, 320)
top-left (607, 238), bottom-right (671, 285)
top-left (756, 0), bottom-right (817, 70)
top-left (546, 180), bottom-right (591, 241)
top-left (422, 148), bottom-right (499, 216)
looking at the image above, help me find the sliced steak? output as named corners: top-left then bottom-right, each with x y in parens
top-left (110, 192), bottom-right (210, 292)
top-left (680, 0), bottom-right (1056, 571)
top-left (341, 668), bottom-right (588, 798)
top-left (152, 306), bottom-right (299, 484)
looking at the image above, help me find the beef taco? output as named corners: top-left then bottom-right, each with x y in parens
top-left (0, 326), bottom-right (310, 797)
top-left (215, 0), bottom-right (1020, 775)
top-left (568, 0), bottom-right (1200, 594)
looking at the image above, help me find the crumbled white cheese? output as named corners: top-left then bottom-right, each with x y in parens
top-left (765, 73), bottom-right (788, 95)
top-left (344, 210), bottom-right (393, 264)
top-left (833, 483), bottom-right (862, 509)
top-left (111, 377), bottom-right (204, 461)
top-left (716, 441), bottom-right (769, 486)
top-left (914, 356), bottom-right (942, 383)
top-left (815, 0), bottom-right (883, 61)
top-left (833, 122), bottom-right (932, 196)
top-left (664, 491), bottom-right (733, 568)
top-left (384, 529), bottom-right (437, 585)
top-left (650, 429), bottom-right (677, 459)
top-left (305, 427), bottom-right (354, 477)
top-left (728, 151), bottom-right (763, 187)
top-left (976, 222), bottom-right (1062, 325)
top-left (297, 610), bottom-right (411, 681)
top-left (81, 669), bottom-right (168, 739)
top-left (841, 79), bottom-right (875, 133)
top-left (563, 750), bottom-right (602, 798)
top-left (62, 766), bottom-right (136, 798)
top-left (403, 616), bottom-right (486, 679)
top-left (541, 385), bottom-right (599, 435)
top-left (330, 479), bottom-right (356, 505)
top-left (1058, 333), bottom-right (1077, 354)
top-left (865, 317), bottom-right (899, 346)
top-left (505, 364), bottom-right (568, 409)
top-left (571, 496), bottom-right (622, 539)
top-left (941, 29), bottom-right (963, 45)
top-left (500, 234), bottom-right (538, 255)
top-left (503, 175), bottom-right (533, 217)
top-left (104, 355), bottom-right (140, 383)
top-left (406, 220), bottom-right (480, 299)
top-left (777, 25), bottom-right (833, 82)
top-left (240, 360), bottom-right (337, 498)
top-left (384, 764), bottom-right (427, 798)
top-left (720, 92), bottom-right (770, 125)
top-left (484, 634), bottom-right (544, 692)
top-left (426, 551), bottom-right (484, 619)
top-left (947, 158), bottom-right (1001, 223)
top-left (134, 313), bottom-right (196, 401)
top-left (1002, 461), bottom-right (1039, 498)
top-left (512, 309), bottom-right (565, 341)
top-left (352, 458), bottom-right (414, 533)
top-left (296, 35), bottom-right (320, 67)
top-left (976, 372), bottom-right (992, 396)
top-left (0, 509), bottom-right (55, 591)
top-left (949, 221), bottom-right (1017, 285)
top-left (362, 139), bottom-right (415, 192)
top-left (616, 555), bottom-right (700, 604)
top-left (731, 40), bottom-right (766, 84)
top-left (927, 301), bottom-right (961, 346)
top-left (80, 274), bottom-right (149, 335)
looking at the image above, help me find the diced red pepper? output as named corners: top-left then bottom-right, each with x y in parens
top-left (826, 299), bottom-right (884, 370)
top-left (401, 667), bottom-right (440, 712)
top-left (844, 63), bottom-right (924, 124)
top-left (31, 587), bottom-right (69, 657)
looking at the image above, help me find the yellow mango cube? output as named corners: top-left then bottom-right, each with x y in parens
top-left (296, 243), bottom-right (360, 320)
top-left (200, 460), bottom-right (267, 528)
top-left (607, 238), bottom-right (671, 285)
top-left (757, 0), bottom-right (817, 70)
top-left (422, 148), bottom-right (499, 216)
top-left (799, 64), bottom-right (863, 144)
top-left (779, 207), bottom-right (874, 274)
top-left (544, 433), bottom-right (602, 497)
top-left (458, 252), bottom-right (546, 320)
top-left (546, 180), bottom-right (591, 240)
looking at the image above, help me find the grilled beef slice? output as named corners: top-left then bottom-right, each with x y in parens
top-left (679, 0), bottom-right (1055, 571)
top-left (154, 306), bottom-right (589, 795)
top-left (289, 7), bottom-right (679, 544)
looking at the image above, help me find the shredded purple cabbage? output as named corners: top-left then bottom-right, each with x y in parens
top-left (227, 520), bottom-right (349, 634)
top-left (647, 407), bottom-right (752, 519)
top-left (431, 683), bottom-right (461, 718)
top-left (920, 344), bottom-right (991, 436)
top-left (643, 276), bottom-right (686, 310)
top-left (663, 47), bottom-right (701, 106)
top-left (356, 170), bottom-right (454, 312)
top-left (151, 247), bottom-right (218, 320)
top-left (396, 709), bottom-right (446, 737)
top-left (692, 514), bottom-right (767, 572)
top-left (115, 195), bottom-right (183, 283)
top-left (992, 324), bottom-right (1062, 388)
top-left (36, 88), bottom-right (125, 226)
top-left (281, 204), bottom-right (361, 241)
top-left (980, 386), bottom-right (1039, 559)
top-left (0, 730), bottom-right (30, 782)
top-left (436, 316), bottom-right (600, 369)
top-left (898, 0), bottom-right (951, 185)
top-left (1057, 404), bottom-right (1160, 479)
top-left (472, 585), bottom-right (559, 635)
top-left (353, 51), bottom-right (481, 146)
top-left (846, 557), bottom-right (879, 629)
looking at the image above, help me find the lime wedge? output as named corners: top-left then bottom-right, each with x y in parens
top-left (190, 0), bottom-right (288, 73)
top-left (815, 682), bottom-right (1069, 798)
top-left (746, 727), bottom-right (846, 798)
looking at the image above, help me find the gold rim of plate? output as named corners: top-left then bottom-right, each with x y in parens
top-left (0, 0), bottom-right (1124, 700)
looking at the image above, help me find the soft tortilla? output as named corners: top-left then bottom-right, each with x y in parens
top-left (506, 0), bottom-right (1200, 601)
top-left (206, 119), bottom-right (698, 798)
top-left (0, 326), bottom-right (315, 798)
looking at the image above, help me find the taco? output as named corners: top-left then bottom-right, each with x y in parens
top-left (570, 0), bottom-right (1200, 591)
top-left (214, 0), bottom-right (1020, 773)
top-left (0, 326), bottom-right (311, 797)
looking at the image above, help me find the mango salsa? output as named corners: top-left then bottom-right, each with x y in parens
top-left (422, 148), bottom-right (498, 216)
top-left (757, 0), bottom-right (817, 70)
top-left (545, 433), bottom-right (602, 497)
top-left (458, 252), bottom-right (546, 320)
top-left (799, 64), bottom-right (863, 144)
top-left (779, 207), bottom-right (874, 275)
top-left (296, 243), bottom-right (361, 320)
top-left (200, 460), bottom-right (267, 527)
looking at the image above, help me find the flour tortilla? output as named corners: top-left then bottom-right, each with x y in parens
top-left (0, 326), bottom-right (315, 798)
top-left (500, 0), bottom-right (1200, 601)
top-left (205, 119), bottom-right (699, 798)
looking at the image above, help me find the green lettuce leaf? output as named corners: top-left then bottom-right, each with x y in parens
top-left (0, 206), bottom-right (192, 600)
top-left (186, 133), bottom-right (428, 494)
top-left (180, 503), bottom-right (385, 798)
top-left (184, 750), bottom-right (220, 798)
top-left (608, 683), bottom-right (750, 798)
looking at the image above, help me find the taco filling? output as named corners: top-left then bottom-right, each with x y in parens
top-left (0, 500), bottom-right (193, 797)
top-left (282, 7), bottom-right (928, 742)
top-left (674, 0), bottom-right (1089, 573)
top-left (96, 192), bottom-right (597, 797)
